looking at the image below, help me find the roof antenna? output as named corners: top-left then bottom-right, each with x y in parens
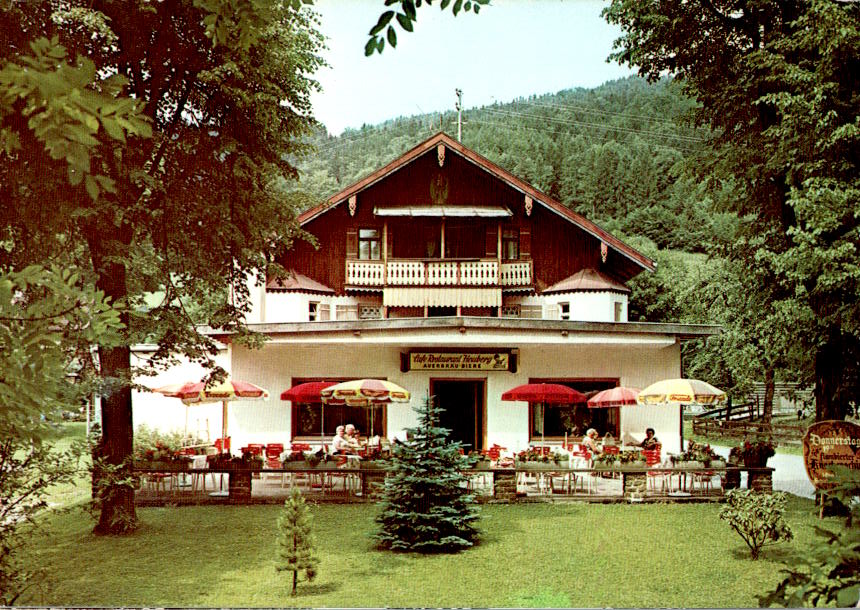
top-left (455, 88), bottom-right (463, 142)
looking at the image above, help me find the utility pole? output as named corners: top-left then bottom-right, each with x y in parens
top-left (455, 88), bottom-right (463, 142)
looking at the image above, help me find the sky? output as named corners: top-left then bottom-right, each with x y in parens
top-left (309, 0), bottom-right (635, 135)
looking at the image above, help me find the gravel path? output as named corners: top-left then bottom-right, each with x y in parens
top-left (695, 443), bottom-right (815, 499)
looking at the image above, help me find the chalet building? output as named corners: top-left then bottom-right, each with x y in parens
top-left (134, 132), bottom-right (718, 456)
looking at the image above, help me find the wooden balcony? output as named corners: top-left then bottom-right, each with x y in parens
top-left (346, 258), bottom-right (532, 288)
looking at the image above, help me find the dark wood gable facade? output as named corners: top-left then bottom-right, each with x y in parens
top-left (282, 132), bottom-right (653, 315)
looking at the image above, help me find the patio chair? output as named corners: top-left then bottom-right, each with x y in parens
top-left (644, 445), bottom-right (665, 492)
top-left (263, 443), bottom-right (286, 487)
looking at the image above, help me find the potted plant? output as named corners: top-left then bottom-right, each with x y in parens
top-left (592, 453), bottom-right (620, 470)
top-left (737, 439), bottom-right (775, 468)
top-left (619, 450), bottom-right (646, 469)
top-left (515, 449), bottom-right (563, 470)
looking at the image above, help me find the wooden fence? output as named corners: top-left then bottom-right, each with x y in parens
top-left (691, 417), bottom-right (806, 444)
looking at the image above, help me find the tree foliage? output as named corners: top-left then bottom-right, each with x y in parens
top-left (0, 1), bottom-right (324, 533)
top-left (604, 0), bottom-right (860, 420)
top-left (375, 395), bottom-right (480, 552)
top-left (760, 467), bottom-right (860, 607)
top-left (364, 0), bottom-right (489, 56)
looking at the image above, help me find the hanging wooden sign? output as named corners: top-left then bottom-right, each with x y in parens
top-left (400, 349), bottom-right (517, 372)
top-left (802, 419), bottom-right (860, 489)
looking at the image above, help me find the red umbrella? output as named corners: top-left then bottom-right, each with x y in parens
top-left (587, 386), bottom-right (641, 408)
top-left (280, 381), bottom-right (337, 402)
top-left (501, 383), bottom-right (587, 448)
top-left (281, 381), bottom-right (338, 440)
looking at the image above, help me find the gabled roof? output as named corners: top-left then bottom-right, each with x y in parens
top-left (298, 132), bottom-right (655, 273)
top-left (544, 268), bottom-right (631, 294)
top-left (267, 271), bottom-right (334, 294)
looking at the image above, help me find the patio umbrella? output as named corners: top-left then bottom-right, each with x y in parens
top-left (280, 381), bottom-right (338, 440)
top-left (637, 378), bottom-right (726, 448)
top-left (636, 378), bottom-right (726, 407)
top-left (587, 387), bottom-right (641, 408)
top-left (320, 379), bottom-right (411, 438)
top-left (501, 383), bottom-right (587, 449)
top-left (154, 378), bottom-right (269, 454)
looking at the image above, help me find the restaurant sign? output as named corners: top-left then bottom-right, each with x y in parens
top-left (802, 419), bottom-right (860, 489)
top-left (405, 351), bottom-right (511, 371)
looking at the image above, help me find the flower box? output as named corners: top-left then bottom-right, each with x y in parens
top-left (134, 460), bottom-right (187, 471)
top-left (359, 460), bottom-right (389, 471)
top-left (516, 461), bottom-right (563, 471)
top-left (710, 460), bottom-right (727, 469)
top-left (674, 460), bottom-right (704, 469)
top-left (620, 461), bottom-right (647, 470)
top-left (592, 462), bottom-right (618, 471)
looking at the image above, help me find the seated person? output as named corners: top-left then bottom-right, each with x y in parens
top-left (580, 428), bottom-right (602, 455)
top-left (343, 424), bottom-right (362, 451)
top-left (331, 425), bottom-right (352, 454)
top-left (637, 427), bottom-right (660, 450)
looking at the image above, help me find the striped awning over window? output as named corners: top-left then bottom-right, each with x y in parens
top-left (373, 205), bottom-right (512, 218)
top-left (383, 287), bottom-right (502, 308)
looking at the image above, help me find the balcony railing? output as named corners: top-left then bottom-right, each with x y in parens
top-left (345, 259), bottom-right (532, 288)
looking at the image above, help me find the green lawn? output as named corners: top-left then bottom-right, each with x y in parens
top-left (20, 495), bottom-right (824, 608)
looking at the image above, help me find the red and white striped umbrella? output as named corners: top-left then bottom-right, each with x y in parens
top-left (154, 378), bottom-right (269, 452)
top-left (587, 386), bottom-right (641, 408)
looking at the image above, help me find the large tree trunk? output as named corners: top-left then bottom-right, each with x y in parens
top-left (762, 368), bottom-right (775, 423)
top-left (94, 343), bottom-right (137, 534)
top-left (86, 223), bottom-right (138, 534)
top-left (814, 334), bottom-right (843, 422)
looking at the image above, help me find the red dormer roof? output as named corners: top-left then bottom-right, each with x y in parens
top-left (543, 268), bottom-right (631, 294)
top-left (267, 271), bottom-right (335, 294)
top-left (297, 132), bottom-right (655, 273)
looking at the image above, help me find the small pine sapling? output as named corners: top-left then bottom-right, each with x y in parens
top-left (275, 488), bottom-right (318, 596)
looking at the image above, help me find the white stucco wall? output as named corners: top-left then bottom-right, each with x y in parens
top-left (226, 339), bottom-right (681, 456)
top-left (507, 291), bottom-right (628, 322)
top-left (130, 345), bottom-right (231, 442)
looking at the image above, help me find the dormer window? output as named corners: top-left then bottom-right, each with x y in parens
top-left (502, 228), bottom-right (519, 260)
top-left (359, 228), bottom-right (381, 260)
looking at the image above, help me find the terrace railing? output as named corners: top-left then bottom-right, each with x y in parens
top-left (345, 258), bottom-right (532, 288)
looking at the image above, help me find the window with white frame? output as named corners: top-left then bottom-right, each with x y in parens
top-left (560, 302), bottom-right (570, 320)
top-left (309, 302), bottom-right (330, 322)
top-left (614, 302), bottom-right (623, 322)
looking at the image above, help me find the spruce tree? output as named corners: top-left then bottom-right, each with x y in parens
top-left (375, 394), bottom-right (480, 552)
top-left (275, 488), bottom-right (318, 596)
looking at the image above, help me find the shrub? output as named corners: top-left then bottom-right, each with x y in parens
top-left (760, 467), bottom-right (860, 607)
top-left (0, 438), bottom-right (85, 604)
top-left (719, 489), bottom-right (793, 560)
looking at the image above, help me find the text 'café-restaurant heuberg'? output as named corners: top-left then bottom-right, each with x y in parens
top-left (135, 132), bottom-right (719, 456)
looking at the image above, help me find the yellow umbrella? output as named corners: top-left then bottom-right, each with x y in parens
top-left (637, 378), bottom-right (726, 406)
top-left (321, 379), bottom-right (410, 437)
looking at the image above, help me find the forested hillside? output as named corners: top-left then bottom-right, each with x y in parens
top-left (291, 76), bottom-right (803, 402)
top-left (294, 76), bottom-right (721, 254)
